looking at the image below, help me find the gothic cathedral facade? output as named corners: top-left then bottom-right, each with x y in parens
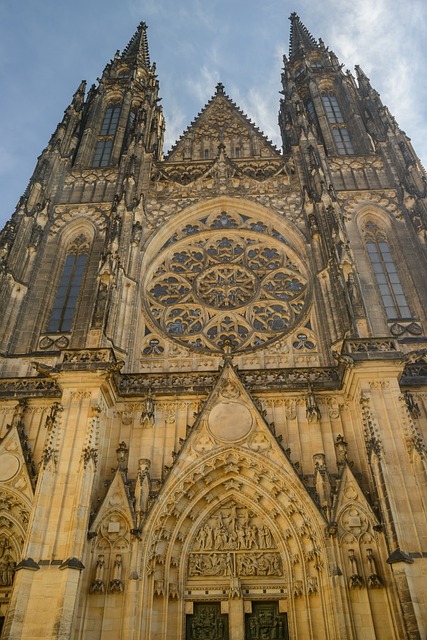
top-left (0, 14), bottom-right (426, 640)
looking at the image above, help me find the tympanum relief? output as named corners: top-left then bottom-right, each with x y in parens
top-left (188, 505), bottom-right (283, 579)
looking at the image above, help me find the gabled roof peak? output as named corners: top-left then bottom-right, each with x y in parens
top-left (165, 85), bottom-right (280, 161)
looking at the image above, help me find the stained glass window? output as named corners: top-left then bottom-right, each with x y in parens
top-left (322, 95), bottom-right (355, 155)
top-left (92, 105), bottom-right (121, 167)
top-left (364, 222), bottom-right (411, 319)
top-left (47, 235), bottom-right (89, 333)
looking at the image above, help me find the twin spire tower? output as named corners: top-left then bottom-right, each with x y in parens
top-left (0, 15), bottom-right (426, 640)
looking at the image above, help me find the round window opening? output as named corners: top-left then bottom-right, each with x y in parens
top-left (144, 223), bottom-right (310, 353)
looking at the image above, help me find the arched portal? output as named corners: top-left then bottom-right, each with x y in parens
top-left (138, 445), bottom-right (338, 640)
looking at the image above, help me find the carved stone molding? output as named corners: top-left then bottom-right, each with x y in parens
top-left (342, 337), bottom-right (399, 358)
top-left (0, 378), bottom-right (61, 399)
top-left (118, 365), bottom-right (344, 396)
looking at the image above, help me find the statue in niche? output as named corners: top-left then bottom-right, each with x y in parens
top-left (90, 554), bottom-right (105, 593)
top-left (10, 398), bottom-right (27, 429)
top-left (335, 434), bottom-right (348, 467)
top-left (306, 384), bottom-right (321, 422)
top-left (140, 389), bottom-right (155, 427)
top-left (109, 554), bottom-right (124, 592)
top-left (134, 458), bottom-right (151, 527)
top-left (0, 550), bottom-right (16, 586)
top-left (346, 271), bottom-right (364, 316)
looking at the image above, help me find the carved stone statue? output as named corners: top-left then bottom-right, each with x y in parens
top-left (109, 554), bottom-right (124, 592)
top-left (90, 554), bottom-right (105, 593)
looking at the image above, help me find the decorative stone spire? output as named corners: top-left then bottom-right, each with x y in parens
top-left (289, 12), bottom-right (319, 60)
top-left (121, 21), bottom-right (151, 69)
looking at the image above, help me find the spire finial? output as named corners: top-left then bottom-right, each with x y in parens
top-left (288, 13), bottom-right (319, 60)
top-left (121, 21), bottom-right (151, 69)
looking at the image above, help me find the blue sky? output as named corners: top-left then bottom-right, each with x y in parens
top-left (1, 0), bottom-right (426, 228)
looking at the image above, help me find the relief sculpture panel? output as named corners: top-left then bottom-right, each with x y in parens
top-left (188, 505), bottom-right (283, 578)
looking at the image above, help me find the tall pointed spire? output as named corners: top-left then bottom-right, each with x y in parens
top-left (121, 21), bottom-right (151, 68)
top-left (289, 12), bottom-right (319, 60)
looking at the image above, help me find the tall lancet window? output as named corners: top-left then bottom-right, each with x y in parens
top-left (322, 94), bottom-right (354, 155)
top-left (363, 221), bottom-right (411, 319)
top-left (47, 235), bottom-right (90, 333)
top-left (92, 105), bottom-right (121, 167)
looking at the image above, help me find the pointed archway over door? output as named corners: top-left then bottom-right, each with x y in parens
top-left (137, 363), bottom-right (338, 640)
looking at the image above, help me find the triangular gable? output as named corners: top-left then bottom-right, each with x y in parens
top-left (162, 360), bottom-right (308, 485)
top-left (166, 83), bottom-right (280, 163)
top-left (0, 424), bottom-right (35, 504)
top-left (90, 468), bottom-right (135, 534)
top-left (140, 361), bottom-right (331, 599)
top-left (332, 464), bottom-right (380, 541)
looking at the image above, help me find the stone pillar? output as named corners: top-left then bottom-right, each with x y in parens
top-left (227, 578), bottom-right (245, 640)
top-left (3, 371), bottom-right (111, 640)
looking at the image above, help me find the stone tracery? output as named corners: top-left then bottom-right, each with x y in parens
top-left (144, 210), bottom-right (309, 352)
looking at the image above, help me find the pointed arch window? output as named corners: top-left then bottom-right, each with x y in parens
top-left (322, 94), bottom-right (354, 155)
top-left (363, 222), bottom-right (411, 319)
top-left (92, 105), bottom-right (121, 167)
top-left (322, 96), bottom-right (344, 124)
top-left (47, 235), bottom-right (90, 333)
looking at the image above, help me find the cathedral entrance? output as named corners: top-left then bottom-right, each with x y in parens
top-left (186, 602), bottom-right (228, 639)
top-left (245, 602), bottom-right (289, 639)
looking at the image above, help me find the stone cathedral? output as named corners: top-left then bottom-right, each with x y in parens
top-left (0, 12), bottom-right (426, 640)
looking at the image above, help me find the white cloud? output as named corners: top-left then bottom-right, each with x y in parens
top-left (186, 65), bottom-right (220, 105)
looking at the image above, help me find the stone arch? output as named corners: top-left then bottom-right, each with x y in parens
top-left (139, 197), bottom-right (314, 355)
top-left (0, 486), bottom-right (31, 587)
top-left (142, 196), bottom-right (311, 266)
top-left (87, 506), bottom-right (131, 597)
top-left (139, 446), bottom-right (336, 639)
top-left (354, 204), bottom-right (395, 236)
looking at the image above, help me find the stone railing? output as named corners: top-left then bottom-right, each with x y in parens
top-left (400, 361), bottom-right (427, 386)
top-left (342, 338), bottom-right (400, 359)
top-left (117, 365), bottom-right (344, 396)
top-left (60, 348), bottom-right (118, 370)
top-left (0, 378), bottom-right (61, 398)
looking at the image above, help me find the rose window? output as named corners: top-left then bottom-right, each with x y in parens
top-left (144, 227), bottom-right (309, 353)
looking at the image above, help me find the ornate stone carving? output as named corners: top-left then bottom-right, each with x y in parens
top-left (335, 434), bottom-right (348, 468)
top-left (403, 390), bottom-right (421, 419)
top-left (306, 384), bottom-right (321, 422)
top-left (340, 506), bottom-right (369, 539)
top-left (188, 505), bottom-right (282, 578)
top-left (0, 536), bottom-right (16, 586)
top-left (342, 337), bottom-right (399, 356)
top-left (0, 489), bottom-right (30, 528)
top-left (140, 389), bottom-right (155, 427)
top-left (143, 218), bottom-right (309, 353)
top-left (82, 447), bottom-right (98, 469)
top-left (360, 392), bottom-right (383, 460)
top-left (109, 553), bottom-right (124, 593)
top-left (307, 576), bottom-right (318, 595)
top-left (44, 402), bottom-right (63, 431)
top-left (134, 459), bottom-right (151, 528)
top-left (0, 378), bottom-right (61, 398)
top-left (90, 554), bottom-right (105, 593)
top-left (348, 549), bottom-right (364, 588)
top-left (117, 365), bottom-right (343, 396)
top-left (366, 548), bottom-right (382, 588)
